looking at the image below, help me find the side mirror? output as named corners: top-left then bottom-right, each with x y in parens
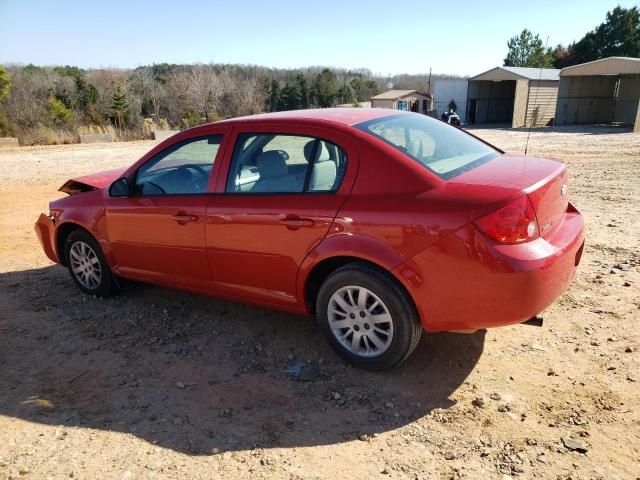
top-left (109, 177), bottom-right (130, 197)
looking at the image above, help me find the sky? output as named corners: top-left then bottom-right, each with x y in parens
top-left (0, 0), bottom-right (637, 76)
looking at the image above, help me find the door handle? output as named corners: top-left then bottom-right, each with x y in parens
top-left (172, 213), bottom-right (199, 225)
top-left (280, 215), bottom-right (314, 229)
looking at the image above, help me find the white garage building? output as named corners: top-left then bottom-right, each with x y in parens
top-left (433, 79), bottom-right (468, 122)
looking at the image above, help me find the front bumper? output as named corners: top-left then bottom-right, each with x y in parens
top-left (395, 203), bottom-right (585, 332)
top-left (35, 213), bottom-right (59, 264)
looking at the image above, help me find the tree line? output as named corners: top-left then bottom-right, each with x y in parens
top-left (504, 6), bottom-right (639, 69)
top-left (0, 62), bottom-right (447, 145)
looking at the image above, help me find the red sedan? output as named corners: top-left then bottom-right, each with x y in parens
top-left (35, 109), bottom-right (584, 370)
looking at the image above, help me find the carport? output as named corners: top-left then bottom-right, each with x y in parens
top-left (555, 57), bottom-right (640, 132)
top-left (466, 66), bottom-right (560, 128)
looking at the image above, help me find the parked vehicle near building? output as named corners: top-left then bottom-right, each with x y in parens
top-left (35, 108), bottom-right (585, 370)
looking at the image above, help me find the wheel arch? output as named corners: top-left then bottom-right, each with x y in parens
top-left (302, 255), bottom-right (421, 326)
top-left (55, 222), bottom-right (93, 266)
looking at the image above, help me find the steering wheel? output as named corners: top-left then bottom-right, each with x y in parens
top-left (176, 165), bottom-right (209, 192)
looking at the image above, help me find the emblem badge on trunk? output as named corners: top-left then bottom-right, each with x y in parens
top-left (560, 184), bottom-right (567, 197)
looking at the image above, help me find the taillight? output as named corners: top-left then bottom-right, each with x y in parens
top-left (474, 195), bottom-right (539, 244)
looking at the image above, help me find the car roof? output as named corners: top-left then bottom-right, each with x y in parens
top-left (214, 107), bottom-right (402, 127)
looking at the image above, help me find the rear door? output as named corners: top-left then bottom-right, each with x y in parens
top-left (205, 124), bottom-right (358, 307)
top-left (105, 131), bottom-right (227, 291)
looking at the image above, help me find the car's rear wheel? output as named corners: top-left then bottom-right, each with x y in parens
top-left (65, 229), bottom-right (116, 297)
top-left (316, 262), bottom-right (422, 370)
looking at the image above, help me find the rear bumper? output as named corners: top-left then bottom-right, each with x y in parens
top-left (35, 213), bottom-right (59, 264)
top-left (394, 203), bottom-right (585, 332)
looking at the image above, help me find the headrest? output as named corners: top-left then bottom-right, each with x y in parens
top-left (256, 150), bottom-right (288, 178)
top-left (303, 141), bottom-right (316, 162)
top-left (304, 140), bottom-right (331, 163)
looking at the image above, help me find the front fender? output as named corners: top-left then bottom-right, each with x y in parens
top-left (50, 190), bottom-right (111, 265)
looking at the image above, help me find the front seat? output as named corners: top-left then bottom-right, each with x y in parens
top-left (251, 150), bottom-right (298, 193)
top-left (304, 140), bottom-right (337, 191)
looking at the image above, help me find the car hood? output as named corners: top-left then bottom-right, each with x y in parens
top-left (59, 167), bottom-right (127, 195)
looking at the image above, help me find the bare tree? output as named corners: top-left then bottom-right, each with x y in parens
top-left (4, 67), bottom-right (50, 127)
top-left (185, 64), bottom-right (222, 122)
top-left (128, 67), bottom-right (166, 121)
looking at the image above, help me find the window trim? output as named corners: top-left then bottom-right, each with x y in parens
top-left (133, 134), bottom-right (223, 197)
top-left (224, 131), bottom-right (348, 195)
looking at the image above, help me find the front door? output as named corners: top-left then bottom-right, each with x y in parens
top-left (206, 128), bottom-right (356, 307)
top-left (105, 134), bottom-right (225, 291)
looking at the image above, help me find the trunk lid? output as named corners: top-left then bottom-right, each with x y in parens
top-left (448, 154), bottom-right (569, 239)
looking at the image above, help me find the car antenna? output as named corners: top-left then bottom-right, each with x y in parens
top-left (525, 35), bottom-right (550, 156)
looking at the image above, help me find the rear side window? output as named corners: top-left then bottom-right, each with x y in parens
top-left (355, 114), bottom-right (498, 179)
top-left (226, 133), bottom-right (347, 193)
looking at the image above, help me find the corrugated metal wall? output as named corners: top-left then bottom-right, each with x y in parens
top-left (525, 80), bottom-right (559, 127)
top-left (512, 80), bottom-right (529, 127)
top-left (614, 77), bottom-right (640, 124)
top-left (556, 76), bottom-right (619, 124)
top-left (466, 80), bottom-right (515, 124)
top-left (434, 79), bottom-right (468, 122)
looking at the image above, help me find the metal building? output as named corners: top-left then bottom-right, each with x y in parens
top-left (466, 66), bottom-right (560, 128)
top-left (434, 79), bottom-right (468, 122)
top-left (370, 90), bottom-right (433, 114)
top-left (555, 57), bottom-right (640, 132)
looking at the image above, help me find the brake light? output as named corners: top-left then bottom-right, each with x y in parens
top-left (474, 195), bottom-right (539, 244)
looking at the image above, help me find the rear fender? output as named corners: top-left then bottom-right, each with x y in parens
top-left (296, 232), bottom-right (411, 312)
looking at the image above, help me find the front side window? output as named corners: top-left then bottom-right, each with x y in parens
top-left (226, 133), bottom-right (347, 194)
top-left (136, 135), bottom-right (222, 195)
top-left (355, 114), bottom-right (498, 179)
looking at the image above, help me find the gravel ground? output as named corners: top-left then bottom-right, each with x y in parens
top-left (0, 125), bottom-right (639, 480)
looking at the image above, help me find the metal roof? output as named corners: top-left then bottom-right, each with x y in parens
top-left (560, 57), bottom-right (640, 76)
top-left (470, 66), bottom-right (560, 82)
top-left (370, 89), bottom-right (431, 100)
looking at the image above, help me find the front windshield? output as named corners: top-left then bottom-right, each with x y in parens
top-left (355, 114), bottom-right (499, 179)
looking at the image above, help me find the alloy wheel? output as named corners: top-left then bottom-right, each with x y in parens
top-left (327, 286), bottom-right (394, 357)
top-left (69, 241), bottom-right (102, 290)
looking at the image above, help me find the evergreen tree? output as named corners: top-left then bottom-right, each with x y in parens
top-left (571, 6), bottom-right (640, 64)
top-left (337, 84), bottom-right (355, 105)
top-left (0, 65), bottom-right (14, 136)
top-left (257, 75), bottom-right (271, 112)
top-left (294, 73), bottom-right (309, 108)
top-left (310, 68), bottom-right (338, 108)
top-left (0, 65), bottom-right (11, 102)
top-left (111, 82), bottom-right (129, 129)
top-left (504, 29), bottom-right (553, 68)
top-left (280, 82), bottom-right (302, 110)
top-left (48, 95), bottom-right (73, 125)
top-left (269, 80), bottom-right (281, 112)
top-left (75, 76), bottom-right (98, 110)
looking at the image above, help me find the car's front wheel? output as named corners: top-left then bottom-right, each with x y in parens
top-left (65, 229), bottom-right (116, 297)
top-left (316, 263), bottom-right (422, 370)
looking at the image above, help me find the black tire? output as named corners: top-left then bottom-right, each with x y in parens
top-left (316, 262), bottom-right (422, 371)
top-left (64, 229), bottom-right (117, 297)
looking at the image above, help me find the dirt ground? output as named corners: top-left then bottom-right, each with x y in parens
top-left (0, 125), bottom-right (638, 480)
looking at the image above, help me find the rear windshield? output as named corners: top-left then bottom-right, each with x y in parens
top-left (355, 114), bottom-right (499, 179)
